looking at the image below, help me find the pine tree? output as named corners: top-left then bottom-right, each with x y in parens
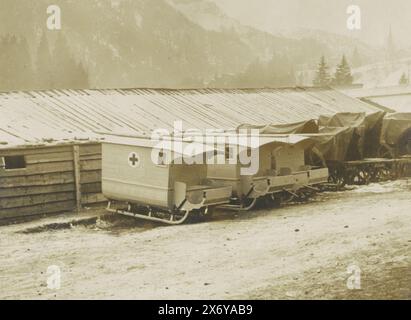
top-left (313, 56), bottom-right (331, 87)
top-left (332, 55), bottom-right (353, 86)
top-left (399, 72), bottom-right (409, 85)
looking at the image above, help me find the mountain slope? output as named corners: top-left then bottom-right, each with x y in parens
top-left (169, 0), bottom-right (381, 65)
top-left (0, 0), bottom-right (380, 90)
top-left (1, 0), bottom-right (260, 89)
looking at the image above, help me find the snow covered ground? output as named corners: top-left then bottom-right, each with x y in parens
top-left (0, 180), bottom-right (410, 300)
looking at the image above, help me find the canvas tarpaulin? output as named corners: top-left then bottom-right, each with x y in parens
top-left (102, 131), bottom-right (315, 161)
top-left (302, 126), bottom-right (355, 162)
top-left (318, 111), bottom-right (386, 159)
top-left (237, 120), bottom-right (319, 135)
top-left (318, 111), bottom-right (385, 135)
top-left (380, 113), bottom-right (411, 155)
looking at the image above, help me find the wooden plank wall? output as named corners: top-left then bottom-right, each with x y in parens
top-left (0, 143), bottom-right (105, 220)
top-left (78, 144), bottom-right (106, 206)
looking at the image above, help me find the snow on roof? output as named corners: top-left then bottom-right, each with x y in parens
top-left (340, 85), bottom-right (411, 99)
top-left (0, 87), bottom-right (380, 149)
top-left (364, 95), bottom-right (411, 113)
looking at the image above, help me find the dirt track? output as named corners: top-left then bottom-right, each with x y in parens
top-left (1, 180), bottom-right (411, 300)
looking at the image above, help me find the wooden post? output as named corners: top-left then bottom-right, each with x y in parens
top-left (73, 145), bottom-right (82, 213)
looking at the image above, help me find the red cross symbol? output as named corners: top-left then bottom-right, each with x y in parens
top-left (128, 152), bottom-right (140, 168)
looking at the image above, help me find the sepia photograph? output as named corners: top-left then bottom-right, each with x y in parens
top-left (0, 0), bottom-right (410, 306)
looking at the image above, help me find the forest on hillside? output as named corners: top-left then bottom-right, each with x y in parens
top-left (0, 0), bottom-right (382, 91)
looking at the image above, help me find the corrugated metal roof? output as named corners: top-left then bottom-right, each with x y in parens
top-left (339, 85), bottom-right (411, 113)
top-left (365, 94), bottom-right (411, 113)
top-left (340, 85), bottom-right (411, 99)
top-left (0, 87), bottom-right (380, 149)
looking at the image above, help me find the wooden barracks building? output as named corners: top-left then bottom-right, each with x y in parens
top-left (0, 87), bottom-right (380, 220)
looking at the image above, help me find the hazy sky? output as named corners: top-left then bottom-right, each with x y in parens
top-left (210, 0), bottom-right (411, 47)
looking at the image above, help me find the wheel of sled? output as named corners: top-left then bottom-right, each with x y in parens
top-left (368, 166), bottom-right (380, 183)
top-left (328, 173), bottom-right (346, 188)
top-left (352, 167), bottom-right (370, 185)
top-left (327, 164), bottom-right (346, 188)
top-left (397, 163), bottom-right (409, 178)
top-left (376, 166), bottom-right (394, 181)
top-left (343, 168), bottom-right (357, 185)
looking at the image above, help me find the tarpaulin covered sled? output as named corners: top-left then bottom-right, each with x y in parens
top-left (301, 127), bottom-right (355, 186)
top-left (380, 113), bottom-right (411, 157)
top-left (309, 112), bottom-right (411, 186)
top-left (318, 111), bottom-right (386, 160)
top-left (303, 126), bottom-right (355, 163)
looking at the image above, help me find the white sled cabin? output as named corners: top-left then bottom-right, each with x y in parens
top-left (102, 134), bottom-right (232, 224)
top-left (206, 134), bottom-right (329, 210)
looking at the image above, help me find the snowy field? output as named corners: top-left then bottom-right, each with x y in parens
top-left (0, 180), bottom-right (410, 300)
